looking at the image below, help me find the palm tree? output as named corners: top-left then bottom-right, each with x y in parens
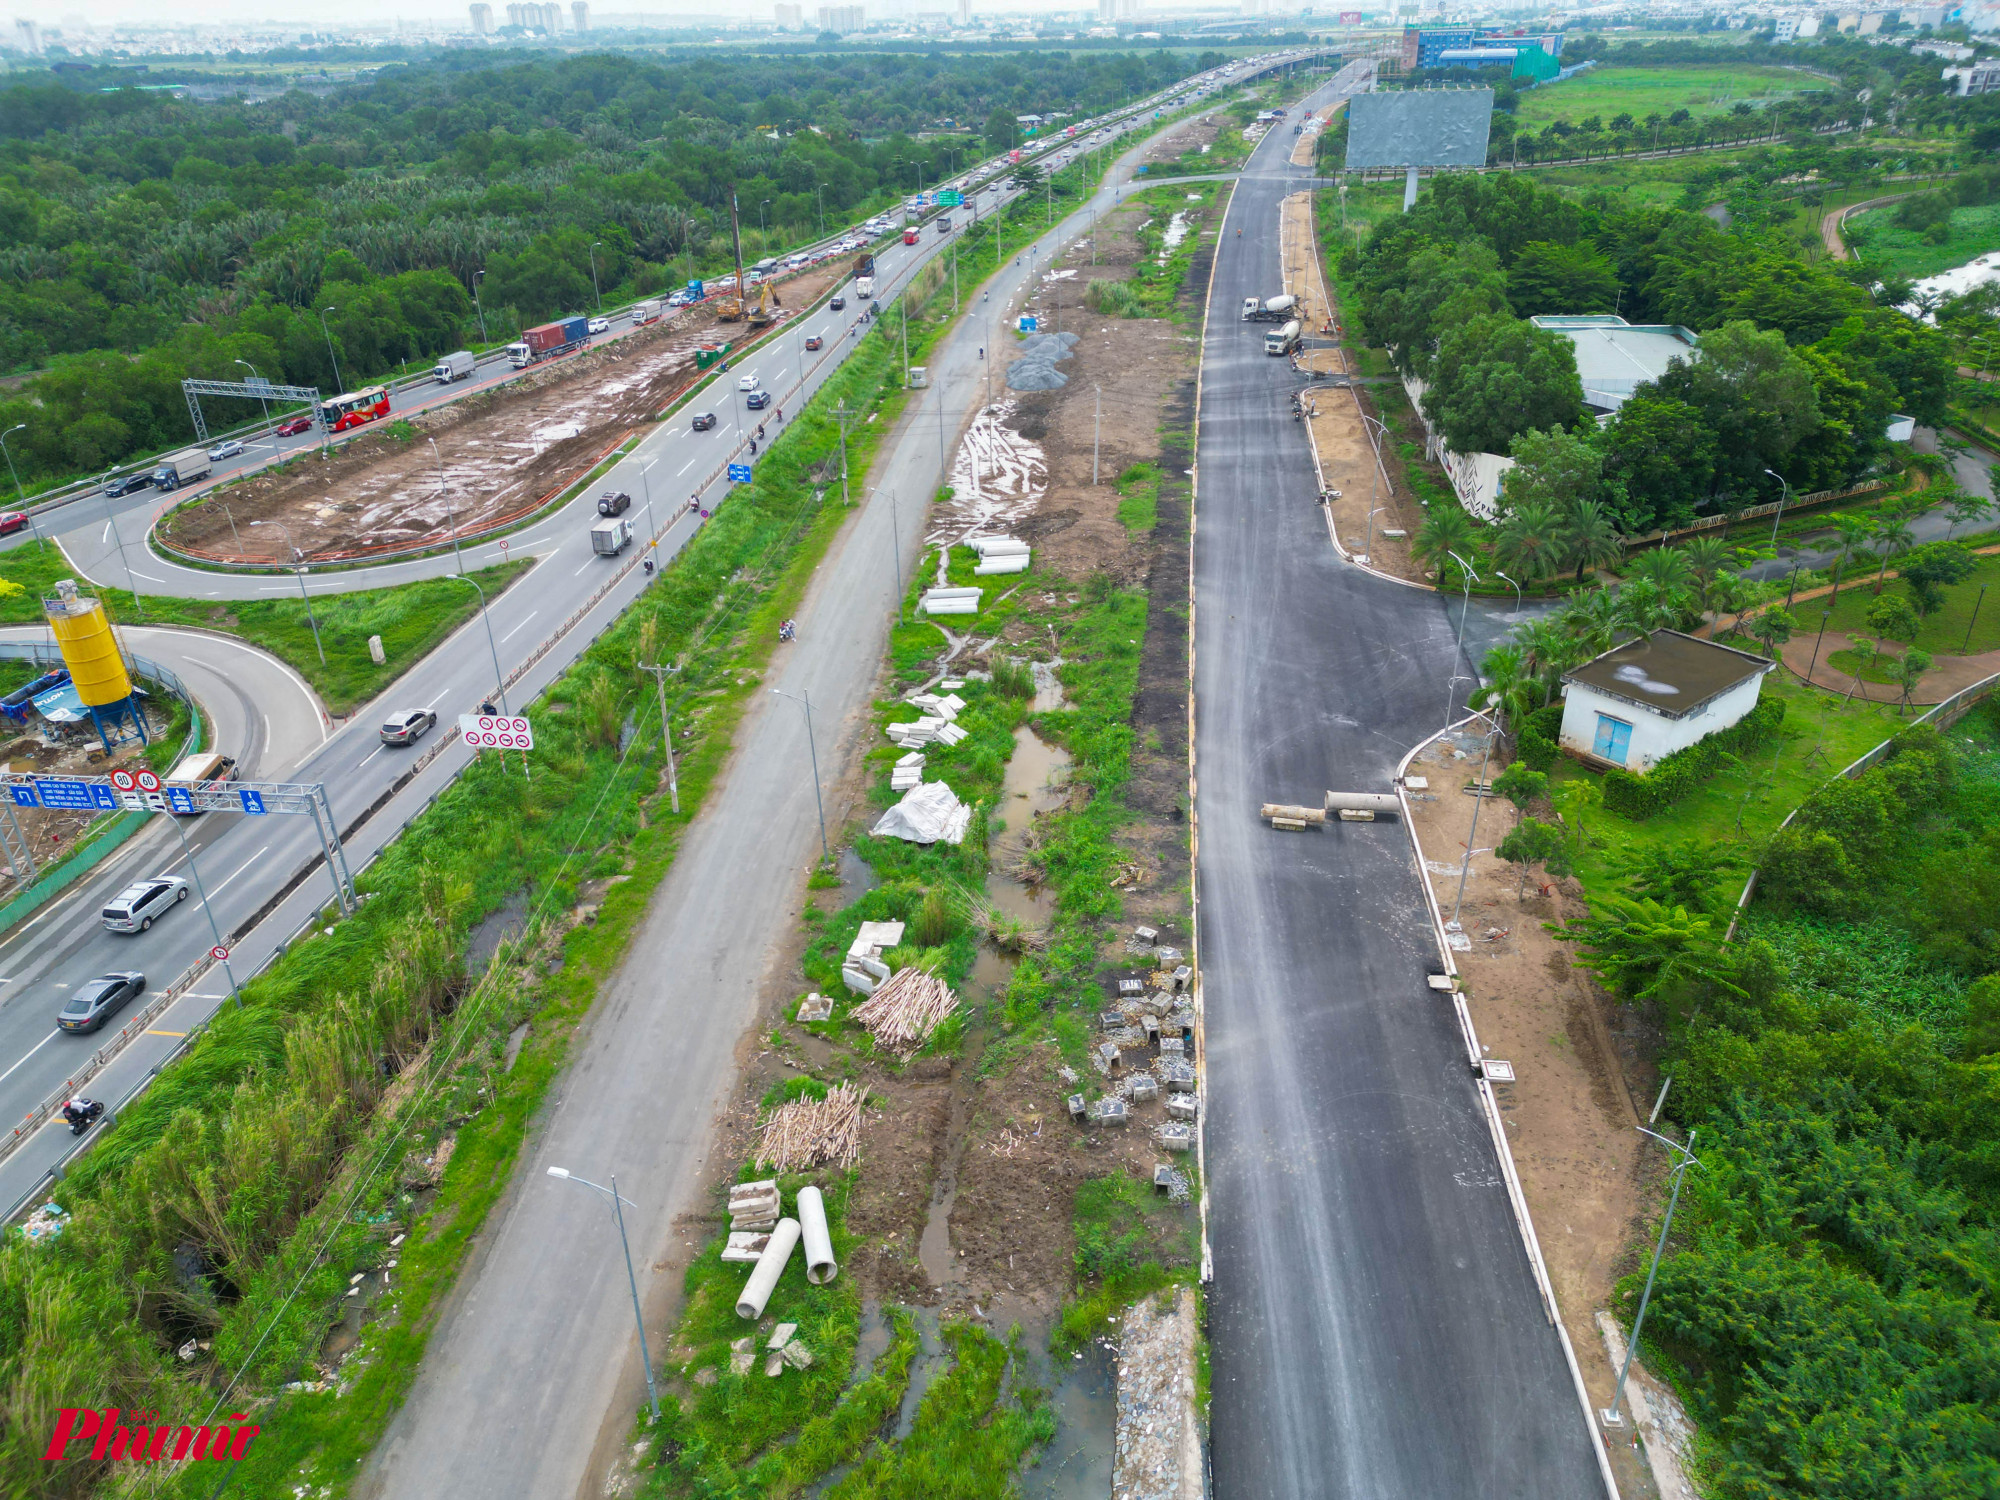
top-left (1871, 515), bottom-right (1916, 594)
top-left (1827, 511), bottom-right (1874, 606)
top-left (1559, 499), bottom-right (1624, 583)
top-left (1513, 615), bottom-right (1580, 692)
top-left (1614, 578), bottom-right (1683, 637)
top-left (1489, 502), bottom-right (1565, 582)
top-left (1559, 586), bottom-right (1624, 659)
top-left (1624, 546), bottom-right (1694, 595)
top-left (1471, 644), bottom-right (1540, 736)
top-left (1412, 505), bottom-right (1477, 587)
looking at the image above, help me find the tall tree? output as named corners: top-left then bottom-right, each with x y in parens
top-left (1599, 390), bottom-right (1717, 532)
top-left (1506, 239), bottom-right (1621, 317)
top-left (1422, 314), bottom-right (1586, 456)
top-left (1559, 498), bottom-right (1625, 582)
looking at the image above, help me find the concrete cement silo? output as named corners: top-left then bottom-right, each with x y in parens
top-left (43, 579), bottom-right (148, 750)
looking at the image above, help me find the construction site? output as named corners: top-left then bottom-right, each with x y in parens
top-left (152, 262), bottom-right (848, 567)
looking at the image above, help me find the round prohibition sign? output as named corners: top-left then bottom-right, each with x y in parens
top-left (110, 769), bottom-right (137, 792)
top-left (210, 945), bottom-right (231, 962)
top-left (136, 770), bottom-right (162, 793)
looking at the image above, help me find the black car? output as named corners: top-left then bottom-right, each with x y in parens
top-left (58, 973), bottom-right (147, 1034)
top-left (746, 391), bottom-right (771, 410)
top-left (830, 296), bottom-right (846, 311)
top-left (597, 490), bottom-right (632, 517)
top-left (104, 473), bottom-right (153, 498)
top-left (691, 412), bottom-right (718, 432)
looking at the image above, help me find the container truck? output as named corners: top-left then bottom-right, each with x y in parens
top-left (1241, 294), bottom-right (1298, 323)
top-left (1265, 319), bottom-right (1303, 357)
top-left (630, 299), bottom-right (663, 325)
top-left (507, 315), bottom-right (591, 369)
top-left (855, 274), bottom-right (875, 298)
top-left (591, 517), bottom-right (634, 556)
top-left (152, 448), bottom-right (212, 491)
top-left (432, 350), bottom-right (476, 383)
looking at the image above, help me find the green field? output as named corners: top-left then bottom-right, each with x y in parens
top-left (1846, 199), bottom-right (2000, 282)
top-left (1511, 64), bottom-right (1826, 129)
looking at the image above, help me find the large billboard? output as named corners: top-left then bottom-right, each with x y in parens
top-left (1344, 89), bottom-right (1493, 169)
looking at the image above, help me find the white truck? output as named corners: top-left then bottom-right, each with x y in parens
top-left (855, 274), bottom-right (875, 298)
top-left (1242, 294), bottom-right (1298, 323)
top-left (630, 299), bottom-right (663, 325)
top-left (591, 516), bottom-right (633, 556)
top-left (152, 447), bottom-right (212, 491)
top-left (1264, 319), bottom-right (1302, 357)
top-left (432, 350), bottom-right (476, 383)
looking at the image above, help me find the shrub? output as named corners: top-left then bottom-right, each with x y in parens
top-left (1084, 279), bottom-right (1144, 317)
top-left (1519, 701), bottom-right (1563, 772)
top-left (990, 656), bottom-right (1034, 699)
top-left (1601, 694), bottom-right (1786, 820)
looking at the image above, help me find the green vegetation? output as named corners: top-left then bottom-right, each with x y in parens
top-left (1850, 198), bottom-right (2000, 282)
top-left (0, 318), bottom-right (921, 1498)
top-left (0, 538), bottom-right (528, 716)
top-left (1115, 462), bottom-right (1162, 535)
top-left (1555, 710), bottom-right (2000, 1498)
top-left (0, 46), bottom-right (1219, 494)
top-left (1509, 64), bottom-right (1824, 132)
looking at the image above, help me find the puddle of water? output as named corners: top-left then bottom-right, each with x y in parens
top-left (836, 845), bottom-right (879, 907)
top-left (915, 1025), bottom-right (989, 1288)
top-left (465, 891), bottom-right (528, 974)
top-left (1021, 1337), bottom-right (1119, 1500)
top-left (983, 725), bottom-right (1073, 930)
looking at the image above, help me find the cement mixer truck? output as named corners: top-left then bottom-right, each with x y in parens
top-left (1264, 319), bottom-right (1302, 357)
top-left (1242, 294), bottom-right (1298, 323)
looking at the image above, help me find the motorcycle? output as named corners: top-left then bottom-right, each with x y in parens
top-left (64, 1099), bottom-right (103, 1136)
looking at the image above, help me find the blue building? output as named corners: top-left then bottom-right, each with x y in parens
top-left (1402, 26), bottom-right (1563, 78)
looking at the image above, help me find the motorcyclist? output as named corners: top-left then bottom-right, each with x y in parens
top-left (62, 1098), bottom-right (99, 1135)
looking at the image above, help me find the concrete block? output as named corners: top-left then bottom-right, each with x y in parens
top-left (1127, 1073), bottom-right (1159, 1102)
top-left (1167, 1093), bottom-right (1199, 1121)
top-left (797, 992), bottom-right (834, 1023)
top-left (1068, 1092), bottom-right (1087, 1118)
top-left (1133, 925), bottom-right (1158, 945)
top-left (1096, 1041), bottom-right (1123, 1074)
top-left (768, 1323), bottom-right (798, 1349)
top-left (1117, 977), bottom-right (1145, 996)
top-left (1157, 1124), bottom-right (1194, 1152)
top-left (1161, 1060), bottom-right (1196, 1091)
top-left (1160, 1035), bottom-right (1185, 1058)
top-left (1092, 1097), bottom-right (1129, 1125)
top-left (722, 1232), bottom-right (772, 1263)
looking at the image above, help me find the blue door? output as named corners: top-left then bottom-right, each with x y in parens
top-left (1593, 714), bottom-right (1632, 765)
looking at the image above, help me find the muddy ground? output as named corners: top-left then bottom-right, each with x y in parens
top-left (1405, 736), bottom-right (1684, 1499)
top-left (0, 729), bottom-right (158, 894)
top-left (1138, 111), bottom-right (1227, 171)
top-left (157, 262), bottom-right (847, 567)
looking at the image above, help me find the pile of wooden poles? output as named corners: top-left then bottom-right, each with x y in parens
top-left (756, 1082), bottom-right (868, 1174)
top-left (851, 966), bottom-right (959, 1053)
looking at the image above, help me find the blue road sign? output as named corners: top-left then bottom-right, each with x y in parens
top-left (1018, 315), bottom-right (1038, 333)
top-left (728, 463), bottom-right (753, 483)
top-left (9, 786), bottom-right (34, 808)
top-left (239, 788), bottom-right (267, 815)
top-left (165, 787), bottom-right (197, 815)
top-left (32, 779), bottom-right (96, 810)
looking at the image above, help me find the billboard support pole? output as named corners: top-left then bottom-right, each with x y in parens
top-left (1404, 165), bottom-right (1420, 211)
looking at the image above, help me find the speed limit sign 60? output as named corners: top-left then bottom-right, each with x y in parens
top-left (458, 714), bottom-right (535, 751)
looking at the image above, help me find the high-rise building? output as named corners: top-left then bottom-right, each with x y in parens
top-left (542, 2), bottom-right (564, 29)
top-left (817, 3), bottom-right (863, 29)
top-left (775, 2), bottom-right (803, 23)
top-left (14, 18), bottom-right (42, 52)
top-left (956, 0), bottom-right (970, 22)
top-left (572, 0), bottom-right (589, 28)
top-left (469, 3), bottom-right (495, 32)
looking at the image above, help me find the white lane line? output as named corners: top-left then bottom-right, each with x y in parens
top-left (101, 522), bottom-right (111, 544)
top-left (677, 456), bottom-right (698, 475)
top-left (498, 610), bottom-right (539, 644)
top-left (573, 556), bottom-right (597, 576)
top-left (206, 846), bottom-right (269, 902)
top-left (262, 712), bottom-right (272, 748)
top-left (356, 744), bottom-right (385, 771)
top-left (183, 632), bottom-right (331, 745)
top-left (0, 1029), bottom-right (62, 1087)
top-left (129, 570), bottom-right (166, 583)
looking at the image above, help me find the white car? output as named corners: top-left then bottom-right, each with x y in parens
top-left (101, 875), bottom-right (189, 933)
top-left (589, 316), bottom-right (610, 334)
top-left (737, 373), bottom-right (760, 392)
top-left (207, 438), bottom-right (245, 461)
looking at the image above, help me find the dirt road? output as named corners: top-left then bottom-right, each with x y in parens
top-left (1823, 191), bottom-right (1916, 261)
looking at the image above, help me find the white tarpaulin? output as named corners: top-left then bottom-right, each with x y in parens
top-left (871, 780), bottom-right (972, 845)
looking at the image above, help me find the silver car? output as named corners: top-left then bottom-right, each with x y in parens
top-left (380, 709), bottom-right (437, 746)
top-left (101, 875), bottom-right (189, 933)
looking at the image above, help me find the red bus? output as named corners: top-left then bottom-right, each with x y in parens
top-left (325, 386), bottom-right (391, 431)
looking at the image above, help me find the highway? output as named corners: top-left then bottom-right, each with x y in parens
top-left (1193, 61), bottom-right (1607, 1500)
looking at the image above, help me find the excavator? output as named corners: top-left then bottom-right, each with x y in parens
top-left (746, 280), bottom-right (781, 329)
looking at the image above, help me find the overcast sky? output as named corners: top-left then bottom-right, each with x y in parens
top-left (44, 0), bottom-right (1124, 30)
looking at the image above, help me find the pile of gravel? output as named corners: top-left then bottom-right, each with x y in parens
top-left (1006, 331), bottom-right (1080, 392)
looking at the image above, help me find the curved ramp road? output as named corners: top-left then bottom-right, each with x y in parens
top-left (1193, 64), bottom-right (1607, 1500)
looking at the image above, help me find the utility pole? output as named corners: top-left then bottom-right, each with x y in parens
top-left (900, 296), bottom-right (909, 385)
top-left (1093, 384), bottom-right (1102, 485)
top-left (1603, 1129), bottom-right (1702, 1430)
top-left (637, 663), bottom-right (681, 814)
top-left (729, 190), bottom-right (747, 306)
top-left (833, 402), bottom-right (855, 507)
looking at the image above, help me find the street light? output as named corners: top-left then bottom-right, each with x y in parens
top-left (1359, 412), bottom-right (1389, 561)
top-left (100, 467), bottom-right (141, 616)
top-left (233, 359), bottom-right (274, 453)
top-left (0, 423), bottom-right (26, 505)
top-left (317, 308), bottom-right (345, 395)
top-left (1444, 549), bottom-right (1480, 731)
top-left (770, 686), bottom-right (829, 862)
top-left (471, 272), bottom-right (489, 345)
top-left (427, 437), bottom-right (464, 575)
top-left (250, 520), bottom-right (325, 666)
top-left (165, 814), bottom-right (243, 1008)
top-left (870, 484), bottom-right (903, 623)
top-left (545, 1167), bottom-right (661, 1424)
top-left (760, 198), bottom-right (772, 241)
top-left (589, 241), bottom-right (603, 313)
top-left (444, 572), bottom-right (508, 714)
top-left (1602, 1128), bottom-right (1702, 1430)
top-left (1495, 570), bottom-right (1522, 616)
top-left (1764, 467), bottom-right (1791, 548)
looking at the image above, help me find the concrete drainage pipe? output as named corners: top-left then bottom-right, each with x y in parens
top-left (798, 1185), bottom-right (839, 1285)
top-left (736, 1217), bottom-right (801, 1319)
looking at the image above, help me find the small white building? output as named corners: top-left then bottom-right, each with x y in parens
top-left (1558, 631), bottom-right (1774, 773)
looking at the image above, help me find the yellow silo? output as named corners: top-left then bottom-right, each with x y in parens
top-left (43, 580), bottom-right (133, 707)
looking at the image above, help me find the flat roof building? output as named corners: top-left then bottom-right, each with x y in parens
top-left (1529, 315), bottom-right (1700, 417)
top-left (1559, 630), bottom-right (1774, 773)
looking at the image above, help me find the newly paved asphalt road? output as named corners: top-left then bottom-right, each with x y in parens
top-left (1194, 65), bottom-right (1606, 1500)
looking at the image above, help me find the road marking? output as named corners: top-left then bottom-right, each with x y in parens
top-left (356, 744), bottom-right (384, 770)
top-left (573, 557), bottom-right (598, 576)
top-left (101, 522), bottom-right (111, 544)
top-left (262, 712), bottom-right (271, 747)
top-left (677, 456), bottom-right (698, 474)
top-left (207, 847), bottom-right (269, 902)
top-left (145, 1028), bottom-right (187, 1037)
top-left (498, 610), bottom-right (539, 644)
top-left (188, 633), bottom-right (331, 744)
top-left (129, 570), bottom-right (165, 583)
top-left (0, 1029), bottom-right (60, 1086)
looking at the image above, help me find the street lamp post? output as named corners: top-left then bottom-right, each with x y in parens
top-left (760, 199), bottom-right (772, 241)
top-left (1602, 1128), bottom-right (1702, 1429)
top-left (444, 572), bottom-right (508, 714)
top-left (251, 520), bottom-right (325, 666)
top-left (1360, 412), bottom-right (1389, 561)
top-left (1496, 570), bottom-right (1522, 616)
top-left (1764, 468), bottom-right (1792, 549)
top-left (471, 272), bottom-right (489, 345)
top-left (101, 472), bottom-right (141, 616)
top-left (545, 1167), bottom-right (661, 1424)
top-left (1444, 549), bottom-right (1480, 730)
top-left (317, 307), bottom-right (345, 394)
top-left (233, 359), bottom-right (275, 454)
top-left (166, 815), bottom-right (243, 1007)
top-left (589, 242), bottom-right (604, 313)
top-left (770, 687), bottom-right (829, 862)
top-left (427, 437), bottom-right (464, 574)
top-left (0, 423), bottom-right (27, 506)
